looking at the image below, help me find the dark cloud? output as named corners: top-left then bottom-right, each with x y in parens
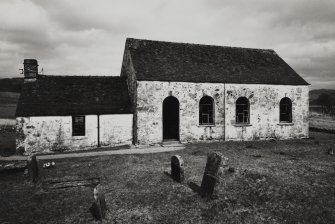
top-left (0, 0), bottom-right (333, 89)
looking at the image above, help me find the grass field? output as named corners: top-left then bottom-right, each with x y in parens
top-left (1, 131), bottom-right (334, 224)
top-left (309, 114), bottom-right (335, 131)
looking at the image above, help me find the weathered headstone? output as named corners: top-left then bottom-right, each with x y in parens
top-left (200, 152), bottom-right (227, 198)
top-left (90, 184), bottom-right (107, 221)
top-left (27, 155), bottom-right (38, 182)
top-left (171, 155), bottom-right (184, 183)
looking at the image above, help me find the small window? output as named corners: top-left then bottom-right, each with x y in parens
top-left (72, 116), bottom-right (85, 136)
top-left (280, 97), bottom-right (292, 123)
top-left (236, 97), bottom-right (250, 124)
top-left (199, 96), bottom-right (214, 125)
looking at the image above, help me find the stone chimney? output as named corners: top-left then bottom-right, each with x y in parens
top-left (23, 59), bottom-right (38, 82)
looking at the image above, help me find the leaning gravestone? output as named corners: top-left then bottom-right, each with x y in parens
top-left (27, 154), bottom-right (38, 182)
top-left (171, 155), bottom-right (184, 183)
top-left (200, 152), bottom-right (227, 198)
top-left (90, 184), bottom-right (107, 221)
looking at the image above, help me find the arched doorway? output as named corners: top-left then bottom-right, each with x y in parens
top-left (163, 96), bottom-right (179, 141)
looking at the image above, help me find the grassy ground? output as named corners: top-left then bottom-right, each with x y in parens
top-left (1, 131), bottom-right (334, 224)
top-left (309, 113), bottom-right (335, 131)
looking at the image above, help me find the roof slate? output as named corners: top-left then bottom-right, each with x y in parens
top-left (126, 38), bottom-right (309, 85)
top-left (15, 75), bottom-right (132, 117)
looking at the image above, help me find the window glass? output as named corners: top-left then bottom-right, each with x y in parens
top-left (280, 97), bottom-right (292, 123)
top-left (199, 96), bottom-right (214, 125)
top-left (236, 97), bottom-right (250, 124)
top-left (72, 116), bottom-right (85, 136)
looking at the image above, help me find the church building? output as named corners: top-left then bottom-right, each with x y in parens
top-left (16, 38), bottom-right (309, 154)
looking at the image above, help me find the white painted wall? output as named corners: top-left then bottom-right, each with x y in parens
top-left (100, 114), bottom-right (133, 147)
top-left (136, 81), bottom-right (226, 144)
top-left (225, 84), bottom-right (309, 140)
top-left (136, 81), bottom-right (309, 144)
top-left (16, 114), bottom-right (133, 155)
top-left (15, 82), bottom-right (309, 154)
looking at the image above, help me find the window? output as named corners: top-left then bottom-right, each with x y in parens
top-left (236, 97), bottom-right (250, 124)
top-left (72, 116), bottom-right (85, 136)
top-left (280, 97), bottom-right (292, 123)
top-left (199, 96), bottom-right (214, 125)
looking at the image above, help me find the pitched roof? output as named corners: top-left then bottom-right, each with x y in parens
top-left (16, 75), bottom-right (132, 117)
top-left (125, 38), bottom-right (309, 85)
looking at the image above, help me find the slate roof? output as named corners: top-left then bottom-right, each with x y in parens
top-left (125, 38), bottom-right (309, 85)
top-left (16, 75), bottom-right (132, 117)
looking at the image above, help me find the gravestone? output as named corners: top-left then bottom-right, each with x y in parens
top-left (200, 152), bottom-right (227, 197)
top-left (171, 155), bottom-right (184, 183)
top-left (27, 155), bottom-right (38, 182)
top-left (90, 184), bottom-right (107, 221)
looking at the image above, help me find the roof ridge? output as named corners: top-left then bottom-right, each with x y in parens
top-left (126, 37), bottom-right (276, 52)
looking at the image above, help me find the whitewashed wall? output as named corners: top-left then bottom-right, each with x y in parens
top-left (100, 114), bottom-right (133, 147)
top-left (225, 84), bottom-right (309, 140)
top-left (136, 81), bottom-right (309, 144)
top-left (136, 81), bottom-right (226, 144)
top-left (16, 114), bottom-right (133, 155)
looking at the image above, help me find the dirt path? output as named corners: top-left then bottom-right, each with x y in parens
top-left (0, 145), bottom-right (184, 161)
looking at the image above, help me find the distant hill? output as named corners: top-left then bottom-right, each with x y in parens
top-left (0, 78), bottom-right (23, 93)
top-left (0, 78), bottom-right (22, 118)
top-left (0, 92), bottom-right (20, 118)
top-left (310, 89), bottom-right (335, 105)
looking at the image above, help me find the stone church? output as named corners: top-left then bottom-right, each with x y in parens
top-left (16, 38), bottom-right (309, 154)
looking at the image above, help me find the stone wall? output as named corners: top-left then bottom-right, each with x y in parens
top-left (16, 114), bottom-right (133, 155)
top-left (136, 81), bottom-right (226, 144)
top-left (135, 81), bottom-right (309, 145)
top-left (225, 84), bottom-right (309, 140)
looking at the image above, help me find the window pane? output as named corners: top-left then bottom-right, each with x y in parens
top-left (280, 98), bottom-right (292, 122)
top-left (73, 116), bottom-right (85, 136)
top-left (237, 113), bottom-right (243, 123)
top-left (199, 96), bottom-right (214, 125)
top-left (236, 97), bottom-right (250, 124)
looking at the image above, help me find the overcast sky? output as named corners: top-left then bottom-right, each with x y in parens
top-left (0, 0), bottom-right (334, 89)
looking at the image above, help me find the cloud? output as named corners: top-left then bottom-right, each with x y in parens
top-left (0, 0), bottom-right (333, 89)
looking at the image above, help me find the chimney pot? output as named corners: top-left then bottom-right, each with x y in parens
top-left (23, 59), bottom-right (38, 81)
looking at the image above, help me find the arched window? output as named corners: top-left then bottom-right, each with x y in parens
top-left (280, 97), bottom-right (292, 123)
top-left (199, 96), bottom-right (214, 125)
top-left (236, 97), bottom-right (250, 124)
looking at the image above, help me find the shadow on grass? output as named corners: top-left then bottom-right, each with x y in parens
top-left (187, 181), bottom-right (201, 194)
